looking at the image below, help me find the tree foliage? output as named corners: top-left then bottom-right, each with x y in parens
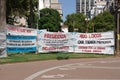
top-left (38, 8), bottom-right (62, 32)
top-left (64, 13), bottom-right (86, 32)
top-left (6, 0), bottom-right (38, 27)
top-left (90, 11), bottom-right (115, 32)
top-left (6, 0), bottom-right (29, 24)
top-left (65, 11), bottom-right (115, 33)
top-left (28, 0), bottom-right (38, 28)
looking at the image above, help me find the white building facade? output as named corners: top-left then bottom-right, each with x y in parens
top-left (39, 0), bottom-right (62, 15)
top-left (76, 0), bottom-right (114, 19)
top-left (76, 0), bottom-right (95, 18)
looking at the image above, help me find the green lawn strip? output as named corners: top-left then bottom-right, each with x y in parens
top-left (0, 53), bottom-right (113, 64)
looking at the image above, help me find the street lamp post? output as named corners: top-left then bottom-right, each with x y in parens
top-left (85, 18), bottom-right (90, 33)
top-left (92, 22), bottom-right (94, 32)
top-left (35, 1), bottom-right (40, 54)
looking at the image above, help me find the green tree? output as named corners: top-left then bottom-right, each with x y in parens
top-left (38, 8), bottom-right (62, 32)
top-left (91, 11), bottom-right (115, 32)
top-left (6, 0), bottom-right (38, 28)
top-left (6, 0), bottom-right (30, 24)
top-left (28, 0), bottom-right (38, 28)
top-left (64, 13), bottom-right (86, 32)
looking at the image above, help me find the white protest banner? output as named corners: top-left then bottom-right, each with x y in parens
top-left (74, 31), bottom-right (115, 54)
top-left (7, 25), bottom-right (37, 53)
top-left (38, 31), bottom-right (72, 52)
top-left (0, 30), bottom-right (7, 58)
top-left (75, 46), bottom-right (114, 54)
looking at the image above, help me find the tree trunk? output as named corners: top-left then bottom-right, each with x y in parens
top-left (0, 0), bottom-right (6, 30)
top-left (29, 0), bottom-right (34, 28)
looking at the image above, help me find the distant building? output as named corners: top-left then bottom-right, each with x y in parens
top-left (76, 0), bottom-right (114, 19)
top-left (92, 0), bottom-right (107, 19)
top-left (61, 24), bottom-right (68, 33)
top-left (76, 0), bottom-right (95, 18)
top-left (39, 0), bottom-right (63, 16)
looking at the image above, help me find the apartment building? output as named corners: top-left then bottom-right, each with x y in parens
top-left (76, 0), bottom-right (114, 19)
top-left (76, 0), bottom-right (95, 17)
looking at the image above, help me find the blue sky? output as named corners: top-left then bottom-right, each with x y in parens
top-left (59, 0), bottom-right (76, 21)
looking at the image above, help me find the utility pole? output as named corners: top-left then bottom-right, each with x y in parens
top-left (0, 0), bottom-right (6, 30)
top-left (115, 0), bottom-right (120, 56)
top-left (29, 0), bottom-right (34, 28)
top-left (85, 18), bottom-right (90, 33)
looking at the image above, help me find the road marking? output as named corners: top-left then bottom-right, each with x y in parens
top-left (24, 66), bottom-right (63, 80)
top-left (24, 60), bottom-right (120, 80)
top-left (41, 74), bottom-right (64, 78)
top-left (59, 67), bottom-right (77, 70)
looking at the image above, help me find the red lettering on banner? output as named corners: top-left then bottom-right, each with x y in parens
top-left (80, 34), bottom-right (87, 38)
top-left (79, 46), bottom-right (96, 49)
top-left (8, 26), bottom-right (32, 33)
top-left (80, 33), bottom-right (102, 38)
top-left (82, 50), bottom-right (91, 52)
top-left (17, 28), bottom-right (26, 32)
top-left (97, 46), bottom-right (105, 50)
top-left (16, 28), bottom-right (32, 33)
top-left (59, 46), bottom-right (69, 50)
top-left (8, 27), bottom-right (16, 31)
top-left (44, 33), bottom-right (66, 39)
top-left (89, 33), bottom-right (102, 38)
top-left (93, 50), bottom-right (102, 53)
top-left (42, 47), bottom-right (56, 50)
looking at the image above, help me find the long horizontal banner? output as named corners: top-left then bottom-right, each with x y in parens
top-left (37, 31), bottom-right (114, 54)
top-left (6, 25), bottom-right (115, 54)
top-left (73, 31), bottom-right (115, 54)
top-left (75, 46), bottom-right (114, 54)
top-left (74, 32), bottom-right (114, 46)
top-left (7, 25), bottom-right (37, 53)
top-left (38, 30), bottom-right (73, 52)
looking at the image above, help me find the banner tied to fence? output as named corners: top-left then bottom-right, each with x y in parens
top-left (38, 31), bottom-right (114, 54)
top-left (7, 25), bottom-right (37, 53)
top-left (38, 30), bottom-right (73, 52)
top-left (5, 25), bottom-right (115, 54)
top-left (73, 31), bottom-right (115, 54)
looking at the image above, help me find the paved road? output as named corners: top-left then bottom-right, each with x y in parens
top-left (0, 57), bottom-right (120, 80)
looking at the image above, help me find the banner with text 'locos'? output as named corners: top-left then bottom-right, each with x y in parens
top-left (74, 31), bottom-right (115, 54)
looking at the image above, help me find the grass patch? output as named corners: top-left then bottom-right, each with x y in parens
top-left (0, 53), bottom-right (114, 64)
